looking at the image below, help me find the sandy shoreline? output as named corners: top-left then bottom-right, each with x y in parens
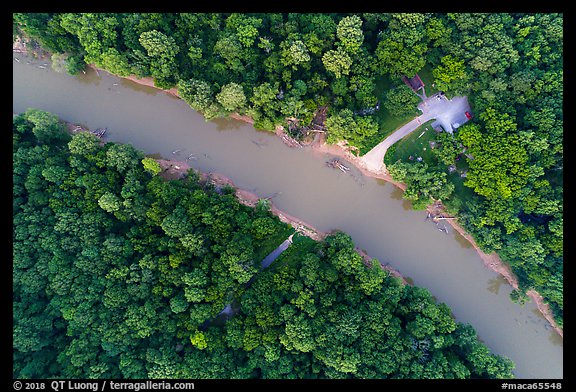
top-left (185, 85), bottom-right (564, 337)
top-left (155, 159), bottom-right (407, 283)
top-left (14, 40), bottom-right (562, 337)
top-left (306, 133), bottom-right (563, 337)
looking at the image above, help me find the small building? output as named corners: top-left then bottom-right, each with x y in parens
top-left (431, 120), bottom-right (443, 132)
top-left (450, 111), bottom-right (472, 131)
top-left (402, 74), bottom-right (425, 93)
top-left (431, 113), bottom-right (471, 135)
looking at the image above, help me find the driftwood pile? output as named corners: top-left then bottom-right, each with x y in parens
top-left (281, 133), bottom-right (303, 148)
top-left (326, 158), bottom-right (350, 173)
top-left (425, 211), bottom-right (456, 234)
top-left (91, 128), bottom-right (107, 138)
top-left (70, 126), bottom-right (107, 139)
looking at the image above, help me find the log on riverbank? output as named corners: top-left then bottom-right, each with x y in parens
top-left (280, 133), bottom-right (303, 148)
top-left (47, 52), bottom-right (561, 338)
top-left (326, 158), bottom-right (350, 172)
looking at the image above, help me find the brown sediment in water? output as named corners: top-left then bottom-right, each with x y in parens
top-left (25, 42), bottom-right (559, 338)
top-left (425, 201), bottom-right (563, 338)
top-left (154, 158), bottom-right (408, 284)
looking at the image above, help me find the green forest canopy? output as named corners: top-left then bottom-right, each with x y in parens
top-left (13, 11), bottom-right (562, 342)
top-left (13, 109), bottom-right (514, 379)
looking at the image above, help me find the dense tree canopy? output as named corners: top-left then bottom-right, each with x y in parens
top-left (13, 10), bottom-right (562, 368)
top-left (13, 109), bottom-right (514, 379)
top-left (383, 84), bottom-right (421, 116)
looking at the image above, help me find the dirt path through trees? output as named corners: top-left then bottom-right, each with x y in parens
top-left (72, 65), bottom-right (562, 339)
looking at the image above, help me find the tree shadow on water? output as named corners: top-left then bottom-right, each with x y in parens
top-left (211, 117), bottom-right (246, 132)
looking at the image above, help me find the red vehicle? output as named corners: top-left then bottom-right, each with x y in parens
top-left (465, 111), bottom-right (473, 120)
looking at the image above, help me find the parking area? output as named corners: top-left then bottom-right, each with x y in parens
top-left (418, 94), bottom-right (472, 134)
top-left (361, 93), bottom-right (473, 172)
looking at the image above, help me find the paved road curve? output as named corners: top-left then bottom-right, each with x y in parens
top-left (360, 94), bottom-right (471, 173)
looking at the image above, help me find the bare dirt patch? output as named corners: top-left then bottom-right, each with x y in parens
top-left (62, 60), bottom-right (561, 338)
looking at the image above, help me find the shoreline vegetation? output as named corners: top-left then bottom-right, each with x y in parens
top-left (14, 105), bottom-right (517, 379)
top-left (113, 68), bottom-right (564, 339)
top-left (68, 117), bottom-right (411, 285)
top-left (14, 41), bottom-right (561, 338)
top-left (156, 159), bottom-right (409, 285)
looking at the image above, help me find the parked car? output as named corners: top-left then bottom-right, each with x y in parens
top-left (465, 111), bottom-right (472, 119)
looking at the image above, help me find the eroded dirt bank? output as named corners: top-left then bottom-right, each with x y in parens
top-left (154, 159), bottom-right (407, 283)
top-left (24, 46), bottom-right (559, 337)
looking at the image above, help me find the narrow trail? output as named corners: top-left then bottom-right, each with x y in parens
top-left (359, 93), bottom-right (471, 173)
top-left (52, 56), bottom-right (560, 339)
top-left (212, 232), bottom-right (295, 322)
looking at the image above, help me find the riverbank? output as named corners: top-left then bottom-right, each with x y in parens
top-left (288, 111), bottom-right (566, 340)
top-left (153, 158), bottom-right (407, 283)
top-left (155, 158), bottom-right (326, 241)
top-left (307, 129), bottom-right (563, 337)
top-left (14, 36), bottom-right (564, 336)
top-left (91, 65), bottom-right (565, 339)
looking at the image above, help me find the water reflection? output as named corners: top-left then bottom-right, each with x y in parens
top-left (389, 186), bottom-right (413, 210)
top-left (529, 309), bottom-right (563, 347)
top-left (487, 276), bottom-right (506, 295)
top-left (390, 186), bottom-right (404, 200)
top-left (401, 199), bottom-right (413, 211)
top-left (531, 308), bottom-right (547, 321)
top-left (212, 117), bottom-right (248, 131)
top-left (548, 330), bottom-right (563, 346)
top-left (76, 66), bottom-right (102, 86)
top-left (453, 229), bottom-right (473, 248)
top-left (374, 178), bottom-right (389, 188)
top-left (118, 77), bottom-right (159, 96)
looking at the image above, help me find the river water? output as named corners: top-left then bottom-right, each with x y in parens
top-left (12, 54), bottom-right (563, 379)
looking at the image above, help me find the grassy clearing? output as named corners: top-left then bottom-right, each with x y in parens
top-left (378, 109), bottom-right (418, 135)
top-left (444, 154), bottom-right (480, 212)
top-left (359, 111), bottom-right (416, 155)
top-left (384, 119), bottom-right (437, 164)
top-left (359, 75), bottom-right (420, 155)
top-left (383, 122), bottom-right (480, 211)
top-left (448, 170), bottom-right (476, 202)
top-left (359, 67), bottom-right (437, 157)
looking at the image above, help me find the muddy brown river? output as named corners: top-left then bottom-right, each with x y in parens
top-left (12, 54), bottom-right (563, 378)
